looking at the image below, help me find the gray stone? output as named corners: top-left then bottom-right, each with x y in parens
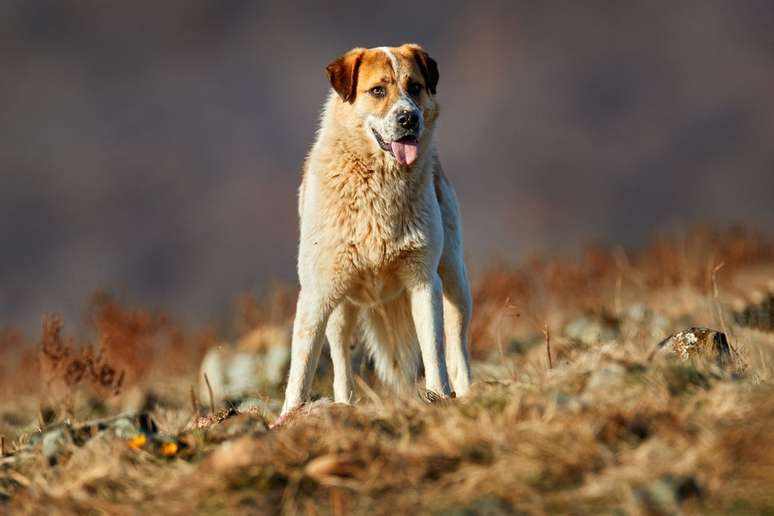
top-left (634, 475), bottom-right (702, 513)
top-left (199, 324), bottom-right (292, 404)
top-left (108, 416), bottom-right (141, 439)
top-left (584, 364), bottom-right (627, 393)
top-left (553, 391), bottom-right (590, 412)
top-left (41, 428), bottom-right (70, 465)
top-left (565, 315), bottom-right (620, 344)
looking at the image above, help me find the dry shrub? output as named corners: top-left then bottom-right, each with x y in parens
top-left (636, 227), bottom-right (771, 289)
top-left (39, 315), bottom-right (125, 399)
top-left (157, 325), bottom-right (217, 377)
top-left (235, 284), bottom-right (296, 333)
top-left (31, 294), bottom-right (218, 418)
top-left (0, 329), bottom-right (23, 384)
top-left (88, 292), bottom-right (216, 382)
top-left (468, 228), bottom-right (773, 358)
top-left (468, 265), bottom-right (532, 354)
top-left (87, 292), bottom-right (163, 384)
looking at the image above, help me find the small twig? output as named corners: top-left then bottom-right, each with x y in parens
top-left (203, 373), bottom-right (215, 416)
top-left (543, 321), bottom-right (553, 370)
top-left (113, 370), bottom-right (126, 396)
top-left (189, 384), bottom-right (200, 419)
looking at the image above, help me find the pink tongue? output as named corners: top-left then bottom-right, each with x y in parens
top-left (390, 140), bottom-right (418, 165)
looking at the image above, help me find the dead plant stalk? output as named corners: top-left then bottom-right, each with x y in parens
top-left (203, 372), bottom-right (215, 415)
top-left (543, 321), bottom-right (553, 369)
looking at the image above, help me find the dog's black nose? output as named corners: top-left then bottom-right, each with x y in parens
top-left (397, 110), bottom-right (419, 130)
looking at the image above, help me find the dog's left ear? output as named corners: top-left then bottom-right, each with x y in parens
top-left (326, 47), bottom-right (366, 103)
top-left (406, 44), bottom-right (439, 94)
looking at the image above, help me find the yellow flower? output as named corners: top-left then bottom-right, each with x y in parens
top-left (128, 434), bottom-right (147, 449)
top-left (160, 441), bottom-right (178, 456)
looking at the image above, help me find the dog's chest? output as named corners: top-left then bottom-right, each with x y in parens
top-left (328, 166), bottom-right (430, 267)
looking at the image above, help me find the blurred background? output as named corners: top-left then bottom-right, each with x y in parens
top-left (2, 0), bottom-right (773, 334)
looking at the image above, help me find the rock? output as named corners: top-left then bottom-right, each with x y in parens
top-left (626, 303), bottom-right (649, 323)
top-left (633, 474), bottom-right (702, 513)
top-left (654, 328), bottom-right (735, 368)
top-left (72, 413), bottom-right (156, 440)
top-left (725, 265), bottom-right (774, 332)
top-left (263, 342), bottom-right (291, 385)
top-left (564, 315), bottom-right (620, 344)
top-left (199, 324), bottom-right (291, 405)
top-left (733, 293), bottom-right (774, 332)
top-left (648, 314), bottom-right (671, 340)
top-left (30, 413), bottom-right (155, 458)
top-left (553, 391), bottom-right (590, 413)
top-left (41, 427), bottom-right (71, 466)
top-left (623, 304), bottom-right (671, 340)
top-left (584, 364), bottom-right (627, 394)
top-left (108, 416), bottom-right (142, 439)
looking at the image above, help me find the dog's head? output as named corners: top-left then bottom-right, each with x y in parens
top-left (326, 44), bottom-right (439, 166)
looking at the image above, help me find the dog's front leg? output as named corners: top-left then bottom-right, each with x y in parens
top-left (440, 258), bottom-right (473, 396)
top-left (408, 274), bottom-right (451, 398)
top-left (281, 290), bottom-right (331, 415)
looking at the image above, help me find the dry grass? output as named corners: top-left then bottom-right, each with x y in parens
top-left (2, 229), bottom-right (774, 514)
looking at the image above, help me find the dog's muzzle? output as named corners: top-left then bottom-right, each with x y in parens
top-left (371, 128), bottom-right (419, 166)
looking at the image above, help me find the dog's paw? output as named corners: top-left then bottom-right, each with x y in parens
top-left (423, 390), bottom-right (456, 404)
top-left (270, 402), bottom-right (306, 429)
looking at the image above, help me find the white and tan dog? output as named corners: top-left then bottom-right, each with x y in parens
top-left (281, 44), bottom-right (472, 415)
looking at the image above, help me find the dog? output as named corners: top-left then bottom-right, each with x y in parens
top-left (281, 44), bottom-right (472, 415)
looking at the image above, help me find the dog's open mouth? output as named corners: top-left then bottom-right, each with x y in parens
top-left (372, 129), bottom-right (419, 166)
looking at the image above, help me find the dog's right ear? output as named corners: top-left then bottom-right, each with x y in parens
top-left (326, 48), bottom-right (366, 103)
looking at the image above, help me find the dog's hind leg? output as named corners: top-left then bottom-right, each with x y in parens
top-left (360, 293), bottom-right (420, 393)
top-left (326, 301), bottom-right (357, 404)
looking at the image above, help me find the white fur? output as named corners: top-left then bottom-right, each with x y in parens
top-left (281, 47), bottom-right (472, 415)
top-left (378, 46), bottom-right (400, 75)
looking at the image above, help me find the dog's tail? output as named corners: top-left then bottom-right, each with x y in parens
top-left (359, 292), bottom-right (420, 392)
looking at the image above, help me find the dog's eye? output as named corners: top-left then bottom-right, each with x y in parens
top-left (407, 82), bottom-right (423, 96)
top-left (369, 86), bottom-right (386, 97)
